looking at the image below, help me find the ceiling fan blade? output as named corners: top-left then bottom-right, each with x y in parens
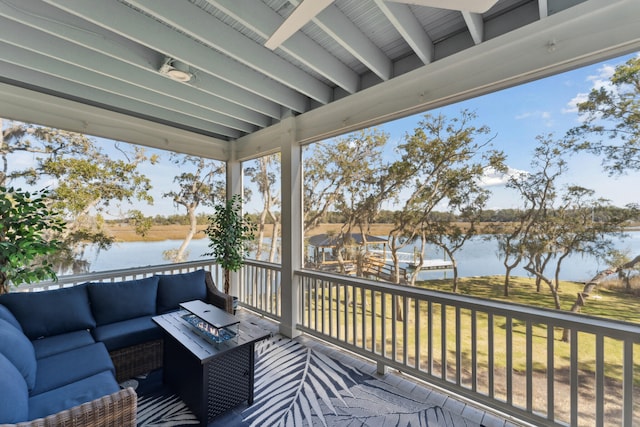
top-left (386, 0), bottom-right (499, 13)
top-left (265, 0), bottom-right (335, 50)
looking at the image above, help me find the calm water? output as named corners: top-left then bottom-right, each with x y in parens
top-left (88, 232), bottom-right (640, 282)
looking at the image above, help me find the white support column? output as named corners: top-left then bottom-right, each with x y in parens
top-left (227, 152), bottom-right (243, 298)
top-left (279, 114), bottom-right (302, 338)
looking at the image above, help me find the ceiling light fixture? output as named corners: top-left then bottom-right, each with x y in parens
top-left (159, 58), bottom-right (193, 82)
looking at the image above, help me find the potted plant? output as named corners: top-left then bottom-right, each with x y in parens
top-left (0, 187), bottom-right (66, 294)
top-left (203, 194), bottom-right (256, 307)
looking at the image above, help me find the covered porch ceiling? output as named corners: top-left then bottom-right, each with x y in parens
top-left (0, 0), bottom-right (639, 161)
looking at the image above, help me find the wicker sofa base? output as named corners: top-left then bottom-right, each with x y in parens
top-left (110, 339), bottom-right (164, 383)
top-left (9, 387), bottom-right (137, 427)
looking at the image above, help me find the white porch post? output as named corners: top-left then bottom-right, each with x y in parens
top-left (226, 154), bottom-right (243, 298)
top-left (279, 114), bottom-right (302, 338)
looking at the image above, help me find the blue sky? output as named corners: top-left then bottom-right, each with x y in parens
top-left (375, 52), bottom-right (640, 210)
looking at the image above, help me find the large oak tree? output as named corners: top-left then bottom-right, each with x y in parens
top-left (1, 119), bottom-right (156, 273)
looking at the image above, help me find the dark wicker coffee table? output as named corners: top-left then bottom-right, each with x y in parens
top-left (152, 300), bottom-right (270, 426)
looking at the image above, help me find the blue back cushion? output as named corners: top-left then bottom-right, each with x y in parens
top-left (156, 269), bottom-right (207, 314)
top-left (0, 319), bottom-right (37, 391)
top-left (0, 352), bottom-right (29, 424)
top-left (0, 304), bottom-right (22, 331)
top-left (87, 276), bottom-right (159, 325)
top-left (0, 285), bottom-right (96, 339)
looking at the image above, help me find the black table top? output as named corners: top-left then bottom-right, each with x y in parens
top-left (152, 301), bottom-right (271, 364)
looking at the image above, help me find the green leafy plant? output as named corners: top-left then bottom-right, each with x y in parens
top-left (203, 194), bottom-right (256, 294)
top-left (0, 187), bottom-right (66, 294)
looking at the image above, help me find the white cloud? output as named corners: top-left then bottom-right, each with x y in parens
top-left (515, 112), bottom-right (534, 120)
top-left (588, 64), bottom-right (615, 83)
top-left (515, 110), bottom-right (553, 127)
top-left (479, 166), bottom-right (527, 187)
top-left (562, 92), bottom-right (588, 114)
top-left (563, 62), bottom-right (619, 115)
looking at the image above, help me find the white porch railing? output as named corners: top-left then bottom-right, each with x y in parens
top-left (17, 260), bottom-right (224, 292)
top-left (240, 259), bottom-right (282, 320)
top-left (17, 261), bottom-right (640, 426)
top-left (296, 269), bottom-right (640, 427)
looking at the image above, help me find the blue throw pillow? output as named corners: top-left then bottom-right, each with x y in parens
top-left (0, 351), bottom-right (29, 424)
top-left (0, 319), bottom-right (37, 391)
top-left (156, 269), bottom-right (207, 314)
top-left (0, 285), bottom-right (96, 340)
top-left (87, 276), bottom-right (159, 325)
top-left (0, 303), bottom-right (22, 331)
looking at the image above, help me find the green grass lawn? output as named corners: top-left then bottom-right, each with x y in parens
top-left (415, 275), bottom-right (640, 324)
top-left (302, 275), bottom-right (640, 389)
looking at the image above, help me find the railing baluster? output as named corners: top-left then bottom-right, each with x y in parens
top-left (403, 296), bottom-right (408, 366)
top-left (595, 334), bottom-right (604, 427)
top-left (314, 279), bottom-right (319, 331)
top-left (456, 306), bottom-right (461, 386)
top-left (506, 316), bottom-right (513, 406)
top-left (623, 339), bottom-right (633, 427)
top-left (392, 295), bottom-right (397, 362)
top-left (415, 299), bottom-right (420, 370)
top-left (261, 267), bottom-right (267, 311)
top-left (488, 313), bottom-right (494, 398)
top-left (361, 287), bottom-right (366, 350)
top-left (372, 290), bottom-right (377, 355)
top-left (547, 324), bottom-right (555, 422)
top-left (526, 320), bottom-right (533, 412)
top-left (441, 303), bottom-right (447, 381)
top-left (381, 291), bottom-right (387, 359)
top-left (344, 284), bottom-right (349, 343)
top-left (471, 309), bottom-right (477, 392)
top-left (570, 329), bottom-right (578, 427)
top-left (428, 301), bottom-right (433, 375)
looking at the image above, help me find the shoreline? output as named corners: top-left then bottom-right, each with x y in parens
top-left (105, 223), bottom-right (397, 242)
top-left (105, 223), bottom-right (640, 243)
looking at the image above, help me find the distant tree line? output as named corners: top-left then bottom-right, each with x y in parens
top-left (309, 206), bottom-right (640, 225)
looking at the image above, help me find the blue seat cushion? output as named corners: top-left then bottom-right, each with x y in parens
top-left (32, 342), bottom-right (114, 395)
top-left (28, 370), bottom-right (119, 421)
top-left (87, 276), bottom-right (159, 326)
top-left (32, 330), bottom-right (96, 359)
top-left (156, 269), bottom-right (207, 314)
top-left (0, 285), bottom-right (96, 339)
top-left (0, 318), bottom-right (37, 391)
top-left (0, 352), bottom-right (29, 424)
top-left (91, 315), bottom-right (163, 351)
top-left (0, 303), bottom-right (22, 331)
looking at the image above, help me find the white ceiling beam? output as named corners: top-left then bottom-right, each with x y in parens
top-left (0, 40), bottom-right (253, 135)
top-left (0, 62), bottom-right (241, 139)
top-left (128, 0), bottom-right (332, 105)
top-left (289, 0), bottom-right (393, 81)
top-left (264, 0), bottom-right (333, 50)
top-left (373, 0), bottom-right (434, 64)
top-left (42, 0), bottom-right (309, 113)
top-left (462, 11), bottom-right (484, 45)
top-left (205, 0), bottom-right (359, 94)
top-left (386, 0), bottom-right (498, 14)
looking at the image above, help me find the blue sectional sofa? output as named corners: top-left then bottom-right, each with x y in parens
top-left (0, 269), bottom-right (232, 426)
